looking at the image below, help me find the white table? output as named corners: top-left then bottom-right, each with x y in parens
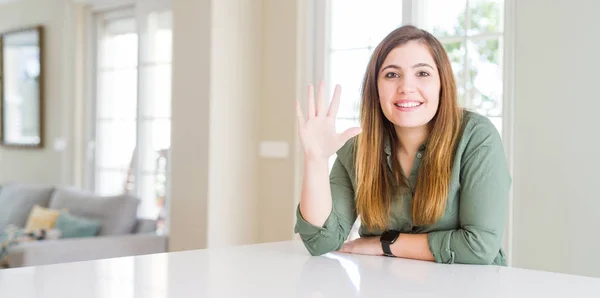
top-left (1, 240), bottom-right (599, 297)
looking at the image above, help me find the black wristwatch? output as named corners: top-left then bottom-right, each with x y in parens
top-left (380, 230), bottom-right (400, 257)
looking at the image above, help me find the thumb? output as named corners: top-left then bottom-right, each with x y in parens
top-left (340, 127), bottom-right (362, 142)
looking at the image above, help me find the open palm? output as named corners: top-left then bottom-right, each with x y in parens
top-left (296, 81), bottom-right (362, 161)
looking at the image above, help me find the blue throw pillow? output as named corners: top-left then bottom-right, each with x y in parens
top-left (55, 212), bottom-right (101, 239)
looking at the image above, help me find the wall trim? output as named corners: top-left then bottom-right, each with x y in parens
top-left (502, 0), bottom-right (516, 267)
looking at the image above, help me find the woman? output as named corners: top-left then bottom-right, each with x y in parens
top-left (294, 25), bottom-right (511, 265)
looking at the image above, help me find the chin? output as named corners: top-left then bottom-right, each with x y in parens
top-left (393, 121), bottom-right (429, 129)
top-left (381, 107), bottom-right (437, 129)
top-left (388, 115), bottom-right (433, 129)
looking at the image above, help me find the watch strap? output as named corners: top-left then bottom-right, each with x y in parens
top-left (382, 241), bottom-right (394, 257)
top-left (380, 230), bottom-right (400, 257)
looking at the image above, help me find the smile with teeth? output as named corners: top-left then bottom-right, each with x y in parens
top-left (395, 102), bottom-right (423, 108)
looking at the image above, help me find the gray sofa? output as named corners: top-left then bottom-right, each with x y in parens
top-left (0, 183), bottom-right (168, 268)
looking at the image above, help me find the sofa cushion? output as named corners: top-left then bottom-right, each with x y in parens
top-left (24, 205), bottom-right (62, 232)
top-left (48, 188), bottom-right (140, 236)
top-left (55, 211), bottom-right (101, 238)
top-left (0, 184), bottom-right (55, 231)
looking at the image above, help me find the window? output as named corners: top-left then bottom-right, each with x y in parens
top-left (93, 10), bottom-right (138, 198)
top-left (416, 0), bottom-right (505, 134)
top-left (326, 0), bottom-right (405, 169)
top-left (90, 4), bottom-right (172, 233)
top-left (322, 0), bottom-right (506, 239)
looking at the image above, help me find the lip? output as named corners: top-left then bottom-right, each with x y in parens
top-left (394, 100), bottom-right (424, 112)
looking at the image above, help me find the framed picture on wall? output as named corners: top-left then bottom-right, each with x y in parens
top-left (0, 25), bottom-right (44, 148)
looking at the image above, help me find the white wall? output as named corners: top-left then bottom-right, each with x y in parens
top-left (0, 0), bottom-right (78, 186)
top-left (258, 0), bottom-right (299, 243)
top-left (169, 0), bottom-right (211, 251)
top-left (512, 0), bottom-right (600, 278)
top-left (170, 0), bottom-right (266, 250)
top-left (207, 0), bottom-right (262, 247)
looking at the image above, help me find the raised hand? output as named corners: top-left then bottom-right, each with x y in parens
top-left (295, 81), bottom-right (362, 161)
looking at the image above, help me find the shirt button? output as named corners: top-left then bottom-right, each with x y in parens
top-left (417, 152), bottom-right (422, 159)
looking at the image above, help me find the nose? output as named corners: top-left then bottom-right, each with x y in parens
top-left (397, 75), bottom-right (417, 94)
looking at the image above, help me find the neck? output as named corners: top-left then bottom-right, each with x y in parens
top-left (394, 125), bottom-right (429, 156)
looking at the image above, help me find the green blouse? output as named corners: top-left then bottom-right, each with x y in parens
top-left (294, 110), bottom-right (512, 265)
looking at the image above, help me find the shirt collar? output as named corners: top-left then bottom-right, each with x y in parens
top-left (383, 134), bottom-right (428, 156)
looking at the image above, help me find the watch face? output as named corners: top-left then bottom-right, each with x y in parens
top-left (381, 231), bottom-right (399, 243)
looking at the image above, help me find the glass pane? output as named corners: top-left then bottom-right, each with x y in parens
top-left (329, 49), bottom-right (370, 119)
top-left (468, 0), bottom-right (504, 35)
top-left (419, 0), bottom-right (467, 37)
top-left (331, 0), bottom-right (402, 49)
top-left (443, 41), bottom-right (467, 107)
top-left (366, 0), bottom-right (404, 47)
top-left (98, 17), bottom-right (137, 69)
top-left (97, 69), bottom-right (138, 119)
top-left (335, 118), bottom-right (361, 134)
top-left (95, 170), bottom-right (128, 196)
top-left (139, 119), bottom-right (171, 172)
top-left (141, 11), bottom-right (172, 64)
top-left (467, 37), bottom-right (502, 117)
top-left (488, 116), bottom-right (503, 138)
top-left (140, 64), bottom-right (171, 118)
top-left (95, 120), bottom-right (137, 169)
top-left (330, 0), bottom-right (373, 49)
top-left (138, 173), bottom-right (162, 219)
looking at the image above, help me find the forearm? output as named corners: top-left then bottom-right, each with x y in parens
top-left (390, 234), bottom-right (435, 262)
top-left (339, 234), bottom-right (435, 261)
top-left (298, 156), bottom-right (333, 227)
top-left (390, 230), bottom-right (501, 264)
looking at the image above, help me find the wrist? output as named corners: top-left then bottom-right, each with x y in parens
top-left (303, 152), bottom-right (330, 164)
top-left (375, 238), bottom-right (385, 256)
top-left (380, 230), bottom-right (401, 257)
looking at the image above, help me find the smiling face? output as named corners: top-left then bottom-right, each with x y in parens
top-left (377, 41), bottom-right (441, 129)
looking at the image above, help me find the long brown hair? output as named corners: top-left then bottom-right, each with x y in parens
top-left (355, 25), bottom-right (463, 230)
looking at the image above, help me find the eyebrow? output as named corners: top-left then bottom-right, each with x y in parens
top-left (380, 63), bottom-right (435, 73)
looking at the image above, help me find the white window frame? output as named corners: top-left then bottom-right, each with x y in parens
top-left (87, 5), bottom-right (136, 194)
top-left (85, 0), bottom-right (172, 223)
top-left (296, 0), bottom-right (515, 264)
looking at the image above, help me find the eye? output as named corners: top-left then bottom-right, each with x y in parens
top-left (417, 71), bottom-right (430, 77)
top-left (385, 72), bottom-right (399, 78)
